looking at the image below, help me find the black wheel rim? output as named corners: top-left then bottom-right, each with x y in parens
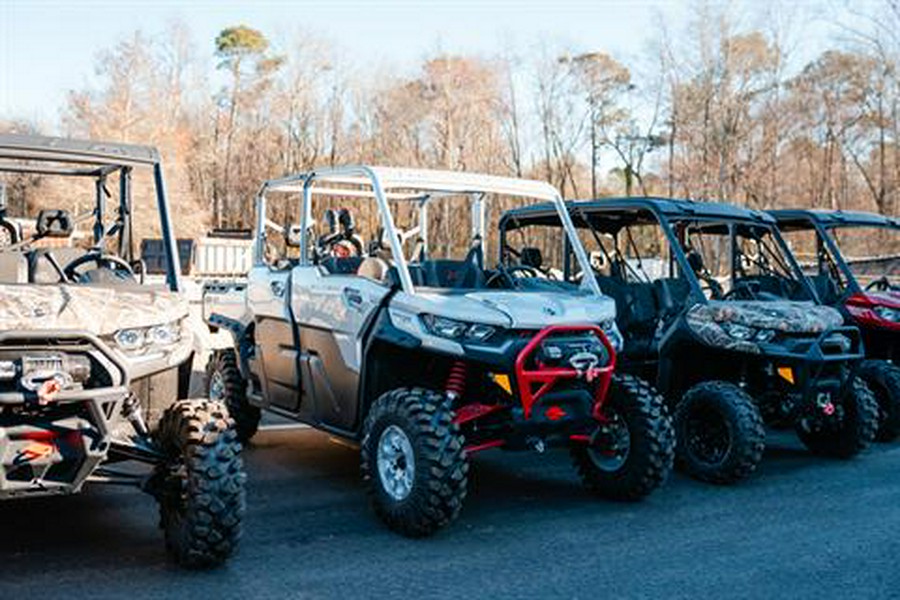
top-left (684, 405), bottom-right (732, 467)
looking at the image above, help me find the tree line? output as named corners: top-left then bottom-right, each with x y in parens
top-left (3, 2), bottom-right (900, 241)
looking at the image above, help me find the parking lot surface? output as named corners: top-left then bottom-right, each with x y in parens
top-left (2, 425), bottom-right (899, 599)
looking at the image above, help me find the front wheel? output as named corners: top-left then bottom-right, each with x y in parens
top-left (360, 388), bottom-right (469, 537)
top-left (674, 381), bottom-right (766, 485)
top-left (206, 350), bottom-right (259, 443)
top-left (796, 377), bottom-right (878, 458)
top-left (858, 360), bottom-right (900, 442)
top-left (571, 374), bottom-right (675, 501)
top-left (154, 399), bottom-right (246, 568)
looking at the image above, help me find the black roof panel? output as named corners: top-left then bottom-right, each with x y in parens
top-left (502, 196), bottom-right (775, 231)
top-left (770, 208), bottom-right (900, 229)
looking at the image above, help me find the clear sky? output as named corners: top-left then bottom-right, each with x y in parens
top-left (0, 0), bottom-right (845, 129)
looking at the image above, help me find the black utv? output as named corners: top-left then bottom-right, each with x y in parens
top-left (499, 198), bottom-right (877, 484)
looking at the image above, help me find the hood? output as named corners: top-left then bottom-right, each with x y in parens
top-left (688, 300), bottom-right (844, 334)
top-left (860, 290), bottom-right (900, 310)
top-left (685, 299), bottom-right (845, 355)
top-left (397, 290), bottom-right (617, 329)
top-left (0, 284), bottom-right (189, 336)
top-left (465, 291), bottom-right (617, 329)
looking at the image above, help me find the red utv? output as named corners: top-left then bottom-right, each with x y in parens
top-left (772, 209), bottom-right (900, 441)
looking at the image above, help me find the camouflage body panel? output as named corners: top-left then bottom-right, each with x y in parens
top-left (0, 284), bottom-right (188, 334)
top-left (685, 300), bottom-right (844, 354)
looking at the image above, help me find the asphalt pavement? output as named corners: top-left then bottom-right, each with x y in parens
top-left (2, 425), bottom-right (900, 599)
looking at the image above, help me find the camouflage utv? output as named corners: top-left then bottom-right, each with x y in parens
top-left (0, 135), bottom-right (245, 567)
top-left (500, 198), bottom-right (877, 484)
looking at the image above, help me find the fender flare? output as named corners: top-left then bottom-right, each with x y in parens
top-left (208, 313), bottom-right (255, 377)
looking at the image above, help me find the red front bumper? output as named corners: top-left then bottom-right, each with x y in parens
top-left (514, 324), bottom-right (617, 421)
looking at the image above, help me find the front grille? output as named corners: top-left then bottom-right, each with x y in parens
top-left (535, 333), bottom-right (609, 369)
top-left (0, 339), bottom-right (119, 395)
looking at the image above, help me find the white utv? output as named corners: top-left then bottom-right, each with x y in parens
top-left (204, 167), bottom-right (674, 536)
top-left (0, 135), bottom-right (245, 567)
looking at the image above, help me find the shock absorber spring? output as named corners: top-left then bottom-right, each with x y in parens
top-left (445, 360), bottom-right (467, 401)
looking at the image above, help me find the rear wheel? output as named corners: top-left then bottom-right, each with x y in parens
top-left (360, 387), bottom-right (468, 537)
top-left (858, 360), bottom-right (900, 442)
top-left (674, 381), bottom-right (765, 485)
top-left (154, 400), bottom-right (246, 568)
top-left (796, 377), bottom-right (878, 458)
top-left (571, 374), bottom-right (675, 500)
top-left (207, 350), bottom-right (259, 443)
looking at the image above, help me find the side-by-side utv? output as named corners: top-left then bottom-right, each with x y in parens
top-left (500, 198), bottom-right (877, 484)
top-left (773, 209), bottom-right (900, 441)
top-left (204, 167), bottom-right (674, 537)
top-left (0, 135), bottom-right (245, 567)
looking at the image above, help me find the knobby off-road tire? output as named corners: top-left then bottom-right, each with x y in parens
top-left (360, 388), bottom-right (469, 537)
top-left (155, 399), bottom-right (246, 568)
top-left (207, 350), bottom-right (260, 443)
top-left (858, 360), bottom-right (900, 442)
top-left (571, 374), bottom-right (675, 501)
top-left (796, 377), bottom-right (878, 458)
top-left (674, 381), bottom-right (766, 485)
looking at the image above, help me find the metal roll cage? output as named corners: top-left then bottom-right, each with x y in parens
top-left (254, 166), bottom-right (602, 296)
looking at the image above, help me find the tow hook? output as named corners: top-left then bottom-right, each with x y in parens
top-left (816, 392), bottom-right (835, 416)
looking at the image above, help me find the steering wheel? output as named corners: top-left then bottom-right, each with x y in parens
top-left (866, 276), bottom-right (891, 292)
top-left (486, 264), bottom-right (542, 289)
top-left (63, 252), bottom-right (135, 283)
top-left (507, 265), bottom-right (540, 279)
top-left (0, 219), bottom-right (18, 247)
top-left (723, 280), bottom-right (761, 301)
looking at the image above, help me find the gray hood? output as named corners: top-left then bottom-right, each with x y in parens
top-left (399, 290), bottom-right (616, 329)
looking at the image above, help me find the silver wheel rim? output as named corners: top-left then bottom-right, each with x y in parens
top-left (588, 412), bottom-right (631, 472)
top-left (377, 425), bottom-right (416, 501)
top-left (208, 370), bottom-right (226, 401)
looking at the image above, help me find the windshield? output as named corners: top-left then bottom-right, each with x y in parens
top-left (677, 219), bottom-right (812, 302)
top-left (827, 225), bottom-right (900, 289)
top-left (0, 163), bottom-right (177, 288)
top-left (393, 194), bottom-right (582, 293)
top-left (503, 208), bottom-right (813, 304)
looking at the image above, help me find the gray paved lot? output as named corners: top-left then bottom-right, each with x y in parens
top-left (2, 426), bottom-right (899, 599)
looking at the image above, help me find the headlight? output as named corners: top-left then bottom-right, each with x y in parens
top-left (720, 322), bottom-right (776, 344)
top-left (112, 320), bottom-right (183, 355)
top-left (601, 319), bottom-right (624, 352)
top-left (874, 306), bottom-right (900, 323)
top-left (147, 322), bottom-right (181, 346)
top-left (755, 329), bottom-right (776, 343)
top-left (421, 314), bottom-right (497, 342)
top-left (114, 328), bottom-right (146, 351)
top-left (721, 322), bottom-right (755, 341)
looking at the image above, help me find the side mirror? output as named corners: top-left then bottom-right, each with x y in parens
top-left (284, 224), bottom-right (303, 248)
top-left (36, 210), bottom-right (74, 238)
